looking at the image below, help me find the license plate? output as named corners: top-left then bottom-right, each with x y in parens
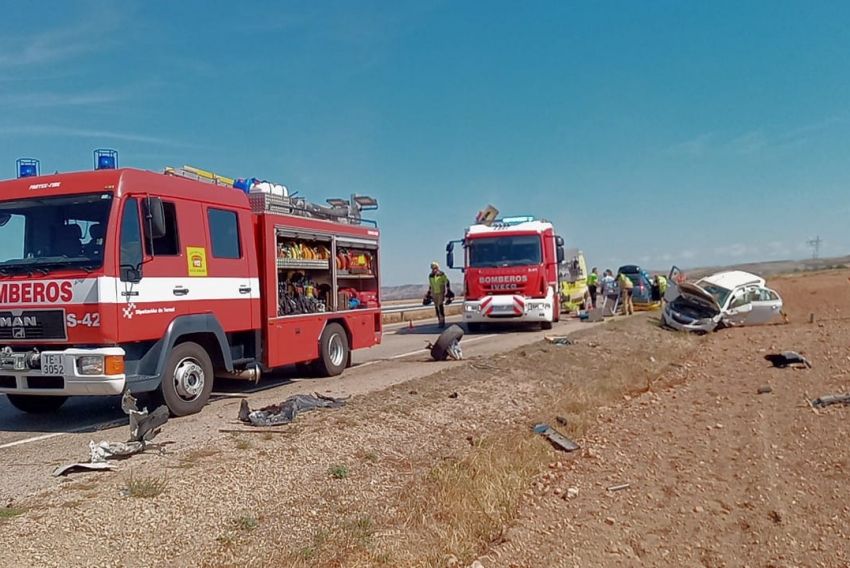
top-left (493, 305), bottom-right (513, 312)
top-left (42, 354), bottom-right (65, 376)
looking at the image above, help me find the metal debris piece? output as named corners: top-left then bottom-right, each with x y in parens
top-left (238, 392), bottom-right (348, 427)
top-left (764, 351), bottom-right (812, 368)
top-left (607, 483), bottom-right (631, 492)
top-left (52, 462), bottom-right (117, 477)
top-left (811, 393), bottom-right (850, 408)
top-left (532, 423), bottom-right (580, 452)
top-left (545, 336), bottom-right (575, 346)
top-left (53, 393), bottom-right (169, 477)
top-left (757, 385), bottom-right (773, 394)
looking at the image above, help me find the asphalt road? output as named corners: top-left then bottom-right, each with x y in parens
top-left (0, 315), bottom-right (593, 500)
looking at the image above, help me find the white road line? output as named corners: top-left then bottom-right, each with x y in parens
top-left (388, 334), bottom-right (497, 360)
top-left (0, 432), bottom-right (65, 450)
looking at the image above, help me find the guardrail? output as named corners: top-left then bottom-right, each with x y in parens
top-left (381, 297), bottom-right (466, 314)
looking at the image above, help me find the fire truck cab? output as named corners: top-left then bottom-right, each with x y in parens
top-left (0, 161), bottom-right (381, 416)
top-left (446, 213), bottom-right (565, 333)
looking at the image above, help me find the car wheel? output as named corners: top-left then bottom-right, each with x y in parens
top-left (315, 323), bottom-right (349, 377)
top-left (431, 324), bottom-right (465, 361)
top-left (160, 341), bottom-right (214, 417)
top-left (6, 394), bottom-right (67, 414)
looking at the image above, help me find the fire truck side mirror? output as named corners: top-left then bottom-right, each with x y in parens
top-left (143, 197), bottom-right (167, 240)
top-left (556, 246), bottom-right (565, 264)
top-left (120, 264), bottom-right (142, 283)
top-left (446, 242), bottom-right (454, 269)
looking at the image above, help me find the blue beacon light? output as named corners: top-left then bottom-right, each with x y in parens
top-left (16, 158), bottom-right (40, 178)
top-left (94, 149), bottom-right (118, 170)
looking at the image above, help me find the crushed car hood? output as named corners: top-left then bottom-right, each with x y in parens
top-left (672, 282), bottom-right (721, 316)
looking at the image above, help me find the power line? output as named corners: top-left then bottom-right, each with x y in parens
top-left (806, 235), bottom-right (822, 259)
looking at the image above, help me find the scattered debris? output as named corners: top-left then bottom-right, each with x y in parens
top-left (607, 483), bottom-right (631, 492)
top-left (238, 392), bottom-right (347, 427)
top-left (556, 415), bottom-right (569, 427)
top-left (566, 487), bottom-right (579, 499)
top-left (532, 423), bottom-right (580, 452)
top-left (545, 335), bottom-right (575, 346)
top-left (757, 385), bottom-right (773, 394)
top-left (811, 393), bottom-right (850, 409)
top-left (53, 393), bottom-right (169, 477)
top-left (448, 391), bottom-right (459, 399)
top-left (218, 428), bottom-right (295, 435)
top-left (428, 324), bottom-right (465, 361)
top-left (764, 351), bottom-right (812, 368)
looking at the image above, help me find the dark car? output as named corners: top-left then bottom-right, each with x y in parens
top-left (617, 265), bottom-right (656, 305)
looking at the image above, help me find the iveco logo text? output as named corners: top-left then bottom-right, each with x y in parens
top-left (0, 316), bottom-right (37, 327)
top-left (479, 275), bottom-right (528, 284)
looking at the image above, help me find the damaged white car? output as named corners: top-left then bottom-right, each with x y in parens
top-left (662, 267), bottom-right (783, 333)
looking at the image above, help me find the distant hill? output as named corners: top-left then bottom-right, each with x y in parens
top-left (381, 282), bottom-right (463, 301)
top-left (664, 255), bottom-right (850, 280)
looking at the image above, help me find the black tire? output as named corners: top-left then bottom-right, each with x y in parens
top-left (431, 324), bottom-right (465, 361)
top-left (160, 341), bottom-right (214, 417)
top-left (6, 394), bottom-right (67, 414)
top-left (315, 323), bottom-right (349, 377)
top-left (467, 322), bottom-right (484, 334)
top-left (541, 321), bottom-right (553, 330)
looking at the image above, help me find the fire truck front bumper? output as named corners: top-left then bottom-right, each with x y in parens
top-left (462, 297), bottom-right (555, 323)
top-left (0, 347), bottom-right (126, 396)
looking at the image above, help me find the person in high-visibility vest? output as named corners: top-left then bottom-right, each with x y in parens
top-left (656, 274), bottom-right (668, 296)
top-left (618, 272), bottom-right (634, 315)
top-left (425, 261), bottom-right (451, 328)
top-left (587, 267), bottom-right (599, 309)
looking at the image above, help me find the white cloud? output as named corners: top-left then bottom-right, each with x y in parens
top-left (729, 130), bottom-right (767, 155)
top-left (663, 133), bottom-right (713, 157)
top-left (0, 91), bottom-right (123, 108)
top-left (0, 125), bottom-right (196, 148)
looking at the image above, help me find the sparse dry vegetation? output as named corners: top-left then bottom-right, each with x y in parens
top-left (123, 472), bottom-right (168, 499)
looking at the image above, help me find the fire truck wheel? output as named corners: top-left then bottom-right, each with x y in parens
top-left (6, 394), bottom-right (68, 414)
top-left (161, 341), bottom-right (214, 417)
top-left (315, 323), bottom-right (349, 377)
top-left (540, 321), bottom-right (553, 330)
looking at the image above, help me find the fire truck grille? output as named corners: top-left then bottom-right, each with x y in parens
top-left (0, 310), bottom-right (67, 341)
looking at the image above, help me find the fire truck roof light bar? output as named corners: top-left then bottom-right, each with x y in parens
top-left (495, 215), bottom-right (535, 225)
top-left (94, 149), bottom-right (118, 170)
top-left (16, 158), bottom-right (40, 178)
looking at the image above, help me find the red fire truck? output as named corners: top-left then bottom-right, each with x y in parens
top-left (0, 159), bottom-right (381, 416)
top-left (446, 210), bottom-right (564, 333)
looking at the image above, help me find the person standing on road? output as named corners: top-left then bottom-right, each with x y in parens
top-left (587, 267), bottom-right (599, 309)
top-left (618, 271), bottom-right (634, 315)
top-left (426, 261), bottom-right (450, 328)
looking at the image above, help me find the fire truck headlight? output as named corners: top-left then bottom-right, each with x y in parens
top-left (77, 356), bottom-right (104, 375)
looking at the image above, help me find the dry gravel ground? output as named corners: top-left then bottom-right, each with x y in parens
top-left (0, 270), bottom-right (848, 567)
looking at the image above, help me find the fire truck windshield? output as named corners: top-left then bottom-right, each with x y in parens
top-left (0, 192), bottom-right (113, 274)
top-left (468, 235), bottom-right (542, 268)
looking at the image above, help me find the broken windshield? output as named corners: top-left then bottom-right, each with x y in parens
top-left (468, 235), bottom-right (542, 268)
top-left (0, 193), bottom-right (113, 274)
top-left (695, 281), bottom-right (732, 308)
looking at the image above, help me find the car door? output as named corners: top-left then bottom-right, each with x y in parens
top-left (743, 287), bottom-right (783, 325)
top-left (664, 265), bottom-right (683, 302)
top-left (722, 287), bottom-right (754, 326)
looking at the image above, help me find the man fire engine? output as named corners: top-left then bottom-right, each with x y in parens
top-left (0, 154), bottom-right (381, 416)
top-left (446, 206), bottom-right (565, 333)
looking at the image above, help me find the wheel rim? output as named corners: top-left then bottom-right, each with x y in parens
top-left (173, 357), bottom-right (205, 402)
top-left (328, 333), bottom-right (345, 367)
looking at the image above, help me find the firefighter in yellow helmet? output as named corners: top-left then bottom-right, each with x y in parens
top-left (424, 261), bottom-right (452, 328)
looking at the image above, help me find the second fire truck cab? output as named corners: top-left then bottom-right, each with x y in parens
top-left (446, 212), bottom-right (565, 333)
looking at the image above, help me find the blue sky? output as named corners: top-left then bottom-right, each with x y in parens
top-left (1, 1), bottom-right (848, 284)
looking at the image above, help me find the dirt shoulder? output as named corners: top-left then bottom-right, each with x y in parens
top-left (1, 271), bottom-right (847, 568)
top-left (0, 314), bottom-right (696, 567)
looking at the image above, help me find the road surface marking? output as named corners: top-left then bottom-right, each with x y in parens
top-left (0, 432), bottom-right (66, 450)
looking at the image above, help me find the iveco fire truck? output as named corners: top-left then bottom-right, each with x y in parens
top-left (446, 207), bottom-right (565, 332)
top-left (0, 155), bottom-right (381, 416)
